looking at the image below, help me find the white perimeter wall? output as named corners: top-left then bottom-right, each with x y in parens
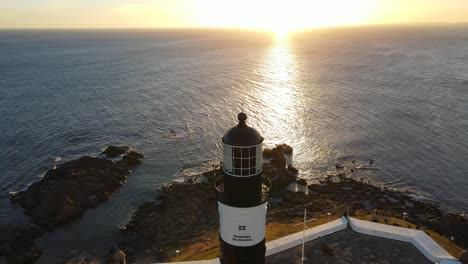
top-left (348, 217), bottom-right (460, 264)
top-left (265, 216), bottom-right (348, 256)
top-left (153, 217), bottom-right (348, 264)
top-left (153, 216), bottom-right (461, 264)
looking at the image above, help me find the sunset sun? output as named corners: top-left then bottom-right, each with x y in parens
top-left (195, 0), bottom-right (376, 33)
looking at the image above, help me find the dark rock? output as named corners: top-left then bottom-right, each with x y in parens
top-left (0, 225), bottom-right (42, 264)
top-left (263, 149), bottom-right (274, 159)
top-left (117, 151), bottom-right (144, 167)
top-left (11, 154), bottom-right (142, 230)
top-left (287, 165), bottom-right (299, 174)
top-left (335, 164), bottom-right (344, 169)
top-left (297, 179), bottom-right (307, 186)
top-left (264, 167), bottom-right (295, 191)
top-left (276, 144), bottom-right (293, 155)
top-left (263, 145), bottom-right (294, 169)
top-left (102, 146), bottom-right (130, 158)
top-left (263, 144), bottom-right (293, 160)
top-left (270, 156), bottom-right (286, 169)
top-left (272, 144), bottom-right (293, 155)
top-left (127, 151), bottom-right (144, 159)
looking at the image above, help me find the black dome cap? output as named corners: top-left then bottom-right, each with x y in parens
top-left (222, 112), bottom-right (263, 146)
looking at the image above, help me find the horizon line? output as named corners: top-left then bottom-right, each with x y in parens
top-left (1, 22), bottom-right (467, 31)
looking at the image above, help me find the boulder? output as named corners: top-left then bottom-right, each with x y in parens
top-left (127, 151), bottom-right (144, 159)
top-left (263, 144), bottom-right (294, 159)
top-left (262, 149), bottom-right (274, 159)
top-left (297, 178), bottom-right (307, 186)
top-left (263, 145), bottom-right (295, 169)
top-left (270, 156), bottom-right (286, 169)
top-left (102, 146), bottom-right (130, 158)
top-left (276, 144), bottom-right (293, 155)
top-left (287, 165), bottom-right (299, 174)
top-left (117, 151), bottom-right (144, 167)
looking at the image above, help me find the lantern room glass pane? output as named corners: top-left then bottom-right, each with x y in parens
top-left (233, 148), bottom-right (241, 158)
top-left (250, 146), bottom-right (256, 156)
top-left (233, 158), bottom-right (241, 168)
top-left (223, 144), bottom-right (263, 176)
top-left (241, 158), bottom-right (249, 168)
top-left (242, 148), bottom-right (249, 157)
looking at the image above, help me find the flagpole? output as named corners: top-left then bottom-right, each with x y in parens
top-left (302, 208), bottom-right (306, 264)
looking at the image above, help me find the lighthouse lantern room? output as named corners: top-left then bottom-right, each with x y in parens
top-left (215, 112), bottom-right (270, 264)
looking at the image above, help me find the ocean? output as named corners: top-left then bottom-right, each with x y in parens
top-left (0, 25), bottom-right (467, 262)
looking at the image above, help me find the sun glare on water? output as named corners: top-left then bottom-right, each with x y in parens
top-left (196, 0), bottom-right (375, 34)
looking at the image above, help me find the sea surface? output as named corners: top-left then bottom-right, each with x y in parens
top-left (0, 25), bottom-right (467, 262)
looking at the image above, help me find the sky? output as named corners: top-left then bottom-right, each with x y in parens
top-left (1, 0), bottom-right (467, 31)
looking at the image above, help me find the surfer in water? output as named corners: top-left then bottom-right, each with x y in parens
top-left (167, 127), bottom-right (189, 139)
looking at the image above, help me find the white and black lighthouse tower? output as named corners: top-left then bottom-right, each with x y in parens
top-left (215, 112), bottom-right (270, 264)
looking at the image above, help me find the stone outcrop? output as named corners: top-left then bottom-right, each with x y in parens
top-left (11, 151), bottom-right (143, 230)
top-left (297, 179), bottom-right (307, 186)
top-left (0, 225), bottom-right (42, 264)
top-left (262, 146), bottom-right (297, 191)
top-left (116, 151), bottom-right (144, 167)
top-left (102, 146), bottom-right (130, 158)
top-left (263, 144), bottom-right (293, 169)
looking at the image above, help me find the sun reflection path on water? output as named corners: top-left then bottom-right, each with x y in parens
top-left (244, 34), bottom-right (326, 177)
top-left (257, 35), bottom-right (300, 144)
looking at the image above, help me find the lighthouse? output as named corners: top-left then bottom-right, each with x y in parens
top-left (215, 112), bottom-right (270, 264)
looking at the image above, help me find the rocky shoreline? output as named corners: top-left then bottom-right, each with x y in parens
top-left (119, 144), bottom-right (468, 263)
top-left (2, 144), bottom-right (467, 264)
top-left (3, 146), bottom-right (143, 264)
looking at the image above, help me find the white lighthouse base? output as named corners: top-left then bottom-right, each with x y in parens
top-left (218, 202), bottom-right (267, 247)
